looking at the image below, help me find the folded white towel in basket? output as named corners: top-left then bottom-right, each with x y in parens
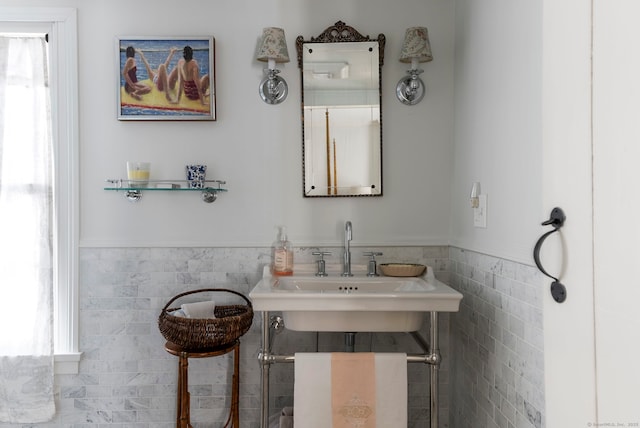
top-left (294, 352), bottom-right (407, 428)
top-left (181, 300), bottom-right (216, 318)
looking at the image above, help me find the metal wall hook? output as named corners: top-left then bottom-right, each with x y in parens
top-left (533, 207), bottom-right (567, 303)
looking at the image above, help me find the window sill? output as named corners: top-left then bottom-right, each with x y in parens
top-left (54, 352), bottom-right (82, 374)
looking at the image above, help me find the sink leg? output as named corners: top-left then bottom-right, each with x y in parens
top-left (260, 311), bottom-right (271, 428)
top-left (429, 312), bottom-right (440, 428)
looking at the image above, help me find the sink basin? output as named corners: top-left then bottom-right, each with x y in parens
top-left (249, 265), bottom-right (462, 332)
top-left (275, 276), bottom-right (435, 293)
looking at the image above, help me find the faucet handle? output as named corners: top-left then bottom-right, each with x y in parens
top-left (363, 251), bottom-right (383, 258)
top-left (363, 252), bottom-right (383, 277)
top-left (312, 251), bottom-right (332, 258)
top-left (312, 251), bottom-right (331, 277)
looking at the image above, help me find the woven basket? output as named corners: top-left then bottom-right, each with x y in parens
top-left (158, 288), bottom-right (253, 350)
top-left (379, 263), bottom-right (426, 277)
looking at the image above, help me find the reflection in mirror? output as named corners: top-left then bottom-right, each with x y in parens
top-left (297, 22), bottom-right (385, 197)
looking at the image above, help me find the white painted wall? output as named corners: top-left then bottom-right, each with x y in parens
top-left (451, 0), bottom-right (542, 264)
top-left (1, 0), bottom-right (454, 248)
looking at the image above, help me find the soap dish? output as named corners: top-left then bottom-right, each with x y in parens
top-left (379, 263), bottom-right (426, 277)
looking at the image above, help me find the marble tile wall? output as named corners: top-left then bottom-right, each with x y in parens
top-left (448, 247), bottom-right (546, 428)
top-left (0, 245), bottom-right (450, 428)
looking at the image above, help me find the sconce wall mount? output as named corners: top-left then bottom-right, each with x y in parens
top-left (397, 66), bottom-right (425, 106)
top-left (259, 66), bottom-right (288, 105)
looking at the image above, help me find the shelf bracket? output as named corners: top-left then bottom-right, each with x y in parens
top-left (125, 190), bottom-right (142, 202)
top-left (201, 190), bottom-right (217, 203)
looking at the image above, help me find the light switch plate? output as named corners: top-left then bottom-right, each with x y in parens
top-left (473, 194), bottom-right (487, 228)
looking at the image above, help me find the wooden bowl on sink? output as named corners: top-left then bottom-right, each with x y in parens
top-left (379, 263), bottom-right (426, 277)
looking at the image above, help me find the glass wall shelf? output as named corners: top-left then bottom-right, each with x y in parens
top-left (104, 179), bottom-right (227, 203)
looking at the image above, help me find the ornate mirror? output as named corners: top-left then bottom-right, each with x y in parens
top-left (296, 22), bottom-right (385, 197)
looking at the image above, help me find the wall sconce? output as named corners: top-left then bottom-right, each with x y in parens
top-left (396, 27), bottom-right (433, 105)
top-left (256, 27), bottom-right (290, 105)
top-left (470, 182), bottom-right (481, 208)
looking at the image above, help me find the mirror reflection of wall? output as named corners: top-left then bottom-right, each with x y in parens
top-left (297, 22), bottom-right (385, 197)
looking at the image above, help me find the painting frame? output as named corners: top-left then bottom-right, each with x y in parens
top-left (116, 36), bottom-right (216, 121)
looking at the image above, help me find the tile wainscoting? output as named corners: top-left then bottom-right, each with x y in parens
top-left (0, 246), bottom-right (544, 428)
top-left (449, 247), bottom-right (546, 428)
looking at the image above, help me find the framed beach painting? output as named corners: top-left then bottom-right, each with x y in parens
top-left (117, 36), bottom-right (216, 120)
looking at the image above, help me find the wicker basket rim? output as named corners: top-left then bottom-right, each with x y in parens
top-left (161, 288), bottom-right (252, 314)
top-left (163, 304), bottom-right (250, 319)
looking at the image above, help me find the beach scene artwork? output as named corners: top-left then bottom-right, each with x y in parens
top-left (117, 37), bottom-right (215, 120)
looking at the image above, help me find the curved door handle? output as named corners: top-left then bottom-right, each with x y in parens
top-left (533, 207), bottom-right (567, 303)
top-left (533, 228), bottom-right (560, 282)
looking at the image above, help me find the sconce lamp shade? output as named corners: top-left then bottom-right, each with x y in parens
top-left (256, 27), bottom-right (290, 63)
top-left (399, 27), bottom-right (433, 63)
top-left (396, 26), bottom-right (432, 105)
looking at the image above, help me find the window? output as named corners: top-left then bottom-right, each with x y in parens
top-left (0, 8), bottom-right (79, 373)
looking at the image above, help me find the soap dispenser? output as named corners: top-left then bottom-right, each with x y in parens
top-left (272, 226), bottom-right (293, 276)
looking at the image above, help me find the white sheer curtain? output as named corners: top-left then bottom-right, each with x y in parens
top-left (0, 35), bottom-right (55, 423)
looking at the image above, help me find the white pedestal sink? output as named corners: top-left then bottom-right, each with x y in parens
top-left (249, 264), bottom-right (462, 332)
top-left (251, 263), bottom-right (464, 428)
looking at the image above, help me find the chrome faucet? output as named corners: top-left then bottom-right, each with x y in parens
top-left (342, 221), bottom-right (353, 277)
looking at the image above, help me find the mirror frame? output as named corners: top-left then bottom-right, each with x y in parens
top-left (296, 21), bottom-right (386, 197)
